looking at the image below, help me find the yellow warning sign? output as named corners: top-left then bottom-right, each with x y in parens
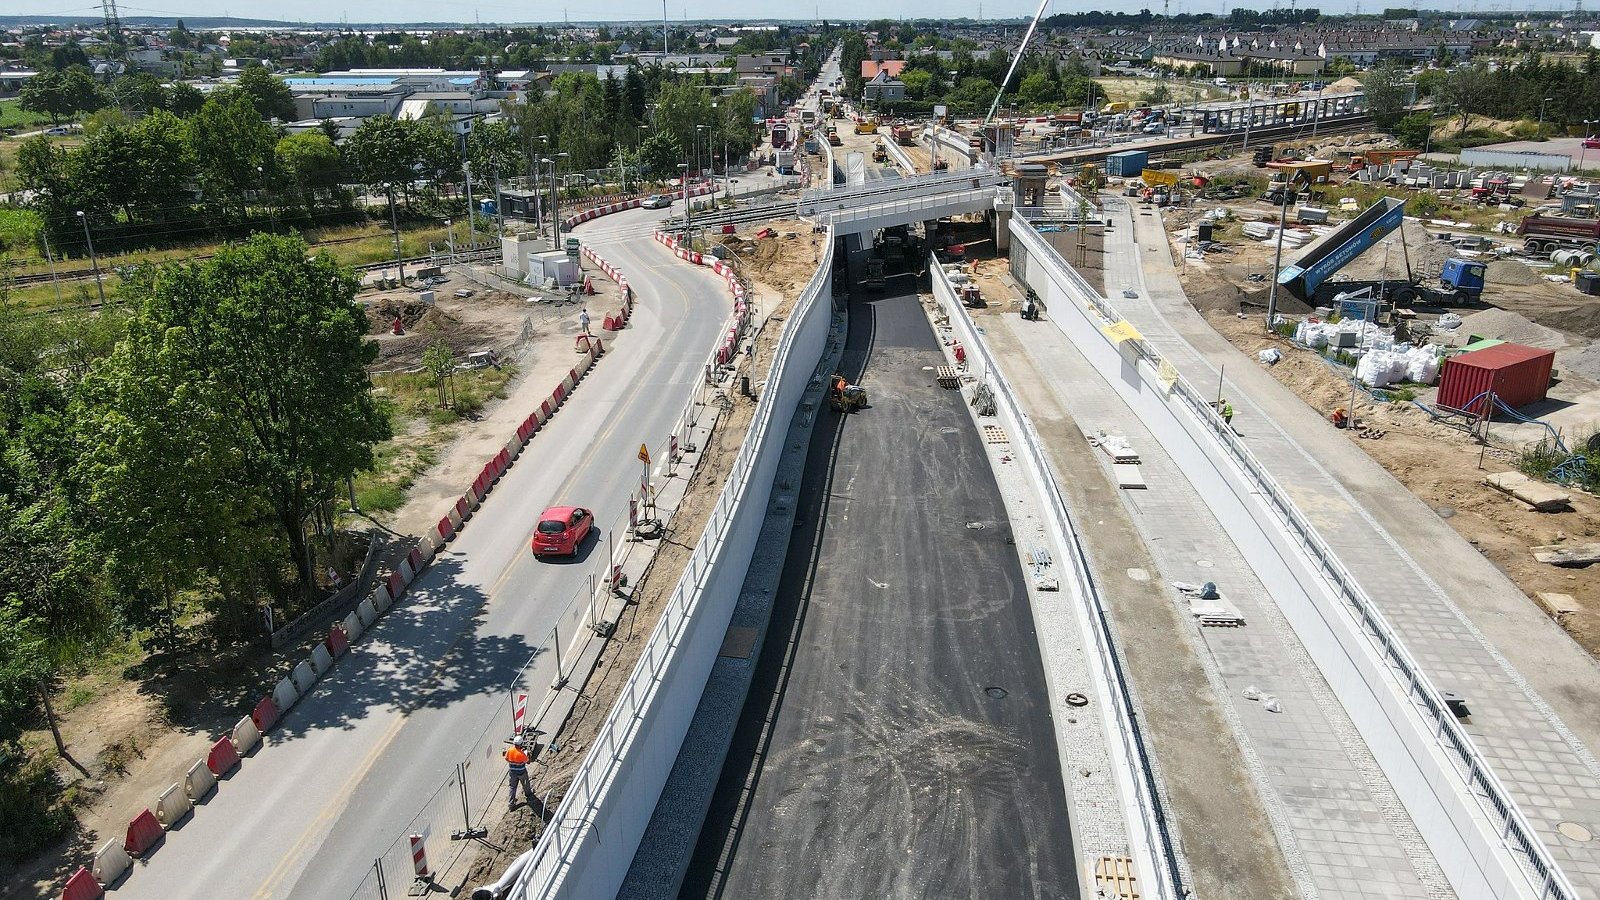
top-left (638, 443), bottom-right (652, 464)
top-left (1101, 320), bottom-right (1144, 344)
top-left (1140, 168), bottom-right (1179, 187)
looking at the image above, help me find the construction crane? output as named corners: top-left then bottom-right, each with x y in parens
top-left (983, 0), bottom-right (1051, 129)
top-left (101, 0), bottom-right (123, 48)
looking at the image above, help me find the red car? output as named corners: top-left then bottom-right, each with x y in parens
top-left (531, 506), bottom-right (593, 557)
top-left (1585, 137), bottom-right (1600, 150)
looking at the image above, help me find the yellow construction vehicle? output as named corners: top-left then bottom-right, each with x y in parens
top-left (830, 374), bottom-right (868, 412)
top-left (854, 117), bottom-right (879, 135)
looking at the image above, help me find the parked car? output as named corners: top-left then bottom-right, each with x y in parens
top-left (640, 194), bottom-right (672, 209)
top-left (1583, 137), bottom-right (1600, 150)
top-left (532, 506), bottom-right (594, 557)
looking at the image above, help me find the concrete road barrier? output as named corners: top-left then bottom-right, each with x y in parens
top-left (91, 836), bottom-right (132, 883)
top-left (371, 584), bottom-right (393, 614)
top-left (399, 557), bottom-right (416, 582)
top-left (272, 677), bottom-right (298, 716)
top-left (124, 809), bottom-right (162, 856)
top-left (206, 736), bottom-right (240, 777)
top-left (231, 715), bottom-right (261, 755)
top-left (184, 759), bottom-right (216, 801)
top-left (290, 659), bottom-right (317, 694)
top-left (154, 783), bottom-right (191, 827)
top-left (357, 597), bottom-right (380, 628)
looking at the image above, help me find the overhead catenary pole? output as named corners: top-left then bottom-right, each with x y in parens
top-left (463, 162), bottom-right (476, 253)
top-left (75, 210), bottom-right (105, 306)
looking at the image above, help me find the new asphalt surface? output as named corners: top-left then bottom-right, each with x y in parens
top-left (677, 253), bottom-right (1079, 900)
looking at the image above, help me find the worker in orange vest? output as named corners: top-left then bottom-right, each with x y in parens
top-left (505, 737), bottom-right (533, 810)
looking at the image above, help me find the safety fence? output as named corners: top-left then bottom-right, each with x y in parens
top-left (928, 261), bottom-right (1185, 900)
top-left (1008, 214), bottom-right (1579, 900)
top-left (497, 225), bottom-right (838, 900)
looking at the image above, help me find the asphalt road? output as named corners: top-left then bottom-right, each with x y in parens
top-left (676, 252), bottom-right (1079, 900)
top-left (107, 201), bottom-right (741, 900)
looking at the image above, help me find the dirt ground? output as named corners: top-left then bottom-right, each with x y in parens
top-left (457, 229), bottom-right (824, 889)
top-left (1199, 307), bottom-right (1600, 656)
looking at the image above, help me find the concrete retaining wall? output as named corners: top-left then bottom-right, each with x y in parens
top-left (514, 230), bottom-right (838, 900)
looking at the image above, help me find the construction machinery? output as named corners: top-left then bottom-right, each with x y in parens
top-left (829, 374), bottom-right (868, 412)
top-left (826, 125), bottom-right (842, 147)
top-left (959, 284), bottom-right (986, 308)
top-left (865, 257), bottom-right (886, 291)
top-left (873, 143), bottom-right (888, 163)
top-left (891, 123), bottom-right (916, 146)
top-left (1516, 213), bottom-right (1600, 253)
top-left (1276, 196), bottom-right (1487, 308)
top-left (854, 117), bottom-right (879, 135)
top-left (1343, 149), bottom-right (1419, 172)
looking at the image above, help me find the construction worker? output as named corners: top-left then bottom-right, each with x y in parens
top-left (505, 737), bottom-right (532, 810)
top-left (1221, 399), bottom-right (1235, 425)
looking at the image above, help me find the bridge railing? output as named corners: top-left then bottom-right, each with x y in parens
top-left (1009, 213), bottom-right (1579, 900)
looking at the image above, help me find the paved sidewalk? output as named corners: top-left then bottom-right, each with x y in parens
top-left (1100, 198), bottom-right (1600, 891)
top-left (989, 309), bottom-right (1448, 900)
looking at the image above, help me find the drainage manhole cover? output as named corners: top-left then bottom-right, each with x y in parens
top-left (1560, 821), bottom-right (1593, 842)
top-left (985, 686), bottom-right (1009, 699)
top-left (1435, 505), bottom-right (1456, 519)
top-left (1195, 559), bottom-right (1214, 568)
top-left (1126, 568), bottom-right (1150, 582)
top-left (966, 521), bottom-right (986, 530)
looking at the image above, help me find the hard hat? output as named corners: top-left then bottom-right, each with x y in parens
top-left (512, 737), bottom-right (526, 748)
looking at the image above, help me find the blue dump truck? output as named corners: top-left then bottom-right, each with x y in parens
top-left (1276, 197), bottom-right (1486, 308)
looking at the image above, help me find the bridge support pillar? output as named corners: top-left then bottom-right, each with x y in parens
top-left (993, 209), bottom-right (1012, 253)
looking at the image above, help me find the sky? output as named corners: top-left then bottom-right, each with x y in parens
top-left (7, 0), bottom-right (1155, 27)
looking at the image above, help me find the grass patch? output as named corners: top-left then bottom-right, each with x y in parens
top-left (0, 99), bottom-right (54, 131)
top-left (353, 364), bottom-right (516, 517)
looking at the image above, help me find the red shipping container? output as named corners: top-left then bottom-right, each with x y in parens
top-left (1436, 343), bottom-right (1555, 414)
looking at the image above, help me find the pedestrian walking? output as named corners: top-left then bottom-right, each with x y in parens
top-left (505, 737), bottom-right (532, 810)
top-left (1222, 399), bottom-right (1235, 426)
top-left (579, 308), bottom-right (591, 335)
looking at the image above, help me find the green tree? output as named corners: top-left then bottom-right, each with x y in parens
top-left (347, 114), bottom-right (418, 216)
top-left (77, 234), bottom-right (389, 604)
top-left (74, 110), bottom-right (194, 223)
top-left (639, 130), bottom-right (683, 178)
top-left (110, 72), bottom-right (168, 113)
top-left (1017, 71), bottom-right (1060, 107)
top-left (275, 131), bottom-right (343, 214)
top-left (17, 70), bottom-right (72, 125)
top-left (901, 69), bottom-right (935, 101)
top-left (1394, 111), bottom-right (1434, 149)
top-left (236, 65), bottom-right (297, 121)
top-left (947, 77), bottom-right (1000, 114)
top-left (189, 92), bottom-right (277, 213)
top-left (1362, 62), bottom-right (1411, 131)
top-left (422, 341), bottom-right (455, 408)
top-left (165, 81), bottom-right (205, 117)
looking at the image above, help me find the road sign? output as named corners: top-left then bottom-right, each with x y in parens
top-left (637, 443), bottom-right (651, 464)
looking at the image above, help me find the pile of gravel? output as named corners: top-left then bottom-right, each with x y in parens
top-left (1485, 259), bottom-right (1542, 286)
top-left (1455, 308), bottom-right (1571, 349)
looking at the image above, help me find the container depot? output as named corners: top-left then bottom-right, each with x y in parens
top-left (1435, 342), bottom-right (1555, 413)
top-left (1105, 150), bottom-right (1150, 178)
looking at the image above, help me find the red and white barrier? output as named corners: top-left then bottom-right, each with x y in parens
top-left (410, 831), bottom-right (431, 879)
top-left (154, 784), bottom-right (190, 827)
top-left (206, 736), bottom-right (240, 777)
top-left (654, 230), bottom-right (752, 372)
top-left (183, 759), bottom-right (215, 802)
top-left (124, 810), bottom-right (162, 856)
top-left (91, 838), bottom-right (131, 884)
top-left (62, 867), bottom-right (102, 900)
top-left (561, 182), bottom-right (716, 232)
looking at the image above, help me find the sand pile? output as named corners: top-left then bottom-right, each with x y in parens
top-left (1456, 308), bottom-right (1571, 349)
top-left (1485, 259), bottom-right (1542, 286)
top-left (1533, 300), bottom-right (1600, 340)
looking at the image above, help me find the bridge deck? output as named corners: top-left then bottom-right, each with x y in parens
top-left (676, 253), bottom-right (1079, 900)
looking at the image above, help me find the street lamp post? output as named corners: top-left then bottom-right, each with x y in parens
top-left (1539, 96), bottom-right (1554, 136)
top-left (1264, 174), bottom-right (1305, 331)
top-left (75, 210), bottom-right (105, 306)
top-left (445, 218), bottom-right (455, 263)
top-left (463, 162), bottom-right (476, 253)
top-left (1583, 120), bottom-right (1595, 171)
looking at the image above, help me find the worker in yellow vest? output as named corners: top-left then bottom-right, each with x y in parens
top-left (505, 737), bottom-right (533, 811)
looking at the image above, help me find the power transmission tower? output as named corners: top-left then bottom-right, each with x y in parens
top-left (101, 0), bottom-right (123, 48)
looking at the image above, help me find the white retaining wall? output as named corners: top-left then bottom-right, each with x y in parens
top-left (512, 231), bottom-right (837, 900)
top-left (1006, 216), bottom-right (1573, 900)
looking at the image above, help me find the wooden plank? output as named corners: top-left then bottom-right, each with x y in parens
top-left (1485, 471), bottom-right (1571, 512)
top-left (1093, 855), bottom-right (1140, 899)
